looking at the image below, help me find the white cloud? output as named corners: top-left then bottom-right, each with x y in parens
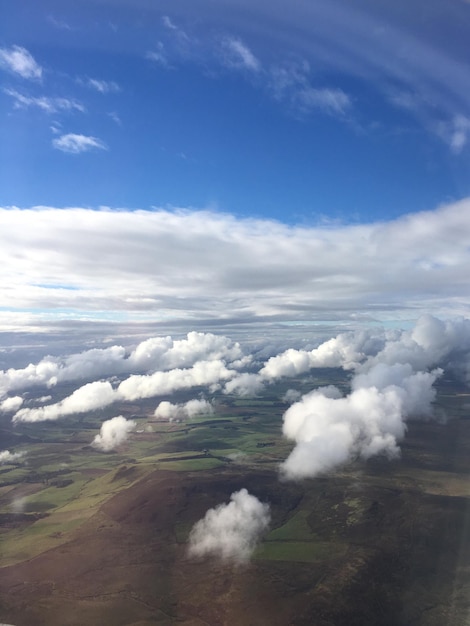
top-left (92, 415), bottom-right (136, 452)
top-left (188, 488), bottom-right (270, 563)
top-left (277, 314), bottom-right (470, 479)
top-left (294, 87), bottom-right (351, 115)
top-left (47, 15), bottom-right (72, 30)
top-left (154, 398), bottom-right (213, 420)
top-left (0, 450), bottom-right (25, 464)
top-left (223, 373), bottom-right (264, 396)
top-left (0, 45), bottom-right (42, 79)
top-left (146, 44), bottom-right (171, 68)
top-left (0, 201), bottom-right (469, 326)
top-left (12, 359), bottom-right (235, 422)
top-left (52, 133), bottom-right (107, 154)
top-left (269, 59), bottom-right (351, 116)
top-left (0, 332), bottom-right (243, 398)
top-left (437, 115), bottom-right (470, 154)
top-left (81, 78), bottom-right (120, 93)
top-left (13, 380), bottom-right (116, 422)
top-left (0, 396), bottom-right (23, 413)
top-left (4, 89), bottom-right (85, 113)
top-left (221, 37), bottom-right (261, 72)
top-left (117, 359), bottom-right (235, 401)
top-left (281, 365), bottom-right (441, 480)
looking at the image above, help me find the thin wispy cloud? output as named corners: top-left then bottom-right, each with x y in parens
top-left (47, 15), bottom-right (72, 30)
top-left (294, 86), bottom-right (351, 116)
top-left (436, 115), bottom-right (470, 154)
top-left (0, 45), bottom-right (42, 79)
top-left (52, 133), bottom-right (107, 154)
top-left (79, 77), bottom-right (120, 93)
top-left (4, 89), bottom-right (85, 113)
top-left (221, 37), bottom-right (261, 72)
top-left (269, 59), bottom-right (351, 116)
top-left (146, 44), bottom-right (171, 69)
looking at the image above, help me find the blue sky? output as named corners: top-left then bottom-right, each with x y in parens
top-left (2, 0), bottom-right (470, 221)
top-left (0, 0), bottom-right (470, 330)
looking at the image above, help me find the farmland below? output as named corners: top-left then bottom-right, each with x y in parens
top-left (0, 370), bottom-right (469, 626)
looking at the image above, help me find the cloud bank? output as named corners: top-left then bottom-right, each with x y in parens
top-left (1, 201), bottom-right (469, 329)
top-left (0, 331), bottom-right (242, 398)
top-left (92, 416), bottom-right (136, 452)
top-left (188, 489), bottom-right (270, 563)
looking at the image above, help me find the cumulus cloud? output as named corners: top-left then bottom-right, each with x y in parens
top-left (282, 389), bottom-right (302, 403)
top-left (281, 366), bottom-right (441, 480)
top-left (223, 373), bottom-right (264, 396)
top-left (0, 331), bottom-right (241, 397)
top-left (0, 396), bottom-right (23, 413)
top-left (52, 133), bottom-right (107, 154)
top-left (278, 315), bottom-right (466, 480)
top-left (92, 415), bottom-right (136, 451)
top-left (12, 360), bottom-right (234, 422)
top-left (0, 45), bottom-right (42, 79)
top-left (117, 360), bottom-right (235, 401)
top-left (188, 489), bottom-right (270, 563)
top-left (1, 201), bottom-right (468, 328)
top-left (13, 381), bottom-right (115, 422)
top-left (154, 398), bottom-right (213, 420)
top-left (0, 450), bottom-right (25, 464)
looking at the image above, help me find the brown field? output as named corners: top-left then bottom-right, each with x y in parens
top-left (0, 378), bottom-right (469, 625)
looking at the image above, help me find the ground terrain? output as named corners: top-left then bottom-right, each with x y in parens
top-left (0, 370), bottom-right (469, 625)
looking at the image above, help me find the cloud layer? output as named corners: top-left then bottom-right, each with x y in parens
top-left (188, 489), bottom-right (270, 563)
top-left (1, 201), bottom-right (469, 328)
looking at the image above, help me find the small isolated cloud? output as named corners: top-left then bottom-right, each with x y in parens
top-left (188, 488), bottom-right (270, 564)
top-left (52, 133), bottom-right (107, 154)
top-left (223, 373), bottom-right (264, 396)
top-left (0, 45), bottom-right (42, 79)
top-left (282, 389), bottom-right (302, 403)
top-left (0, 396), bottom-right (23, 413)
top-left (146, 44), bottom-right (171, 69)
top-left (48, 15), bottom-right (72, 30)
top-left (221, 37), bottom-right (261, 72)
top-left (92, 415), bottom-right (136, 452)
top-left (437, 115), bottom-right (470, 154)
top-left (0, 449), bottom-right (25, 464)
top-left (81, 78), bottom-right (120, 93)
top-left (269, 59), bottom-right (351, 117)
top-left (154, 398), bottom-right (213, 420)
top-left (108, 111), bottom-right (121, 125)
top-left (4, 89), bottom-right (84, 113)
top-left (294, 87), bottom-right (351, 116)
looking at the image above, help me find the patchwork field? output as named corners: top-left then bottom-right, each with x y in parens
top-left (0, 372), bottom-right (469, 625)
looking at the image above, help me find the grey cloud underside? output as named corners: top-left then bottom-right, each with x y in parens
top-left (1, 201), bottom-right (469, 326)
